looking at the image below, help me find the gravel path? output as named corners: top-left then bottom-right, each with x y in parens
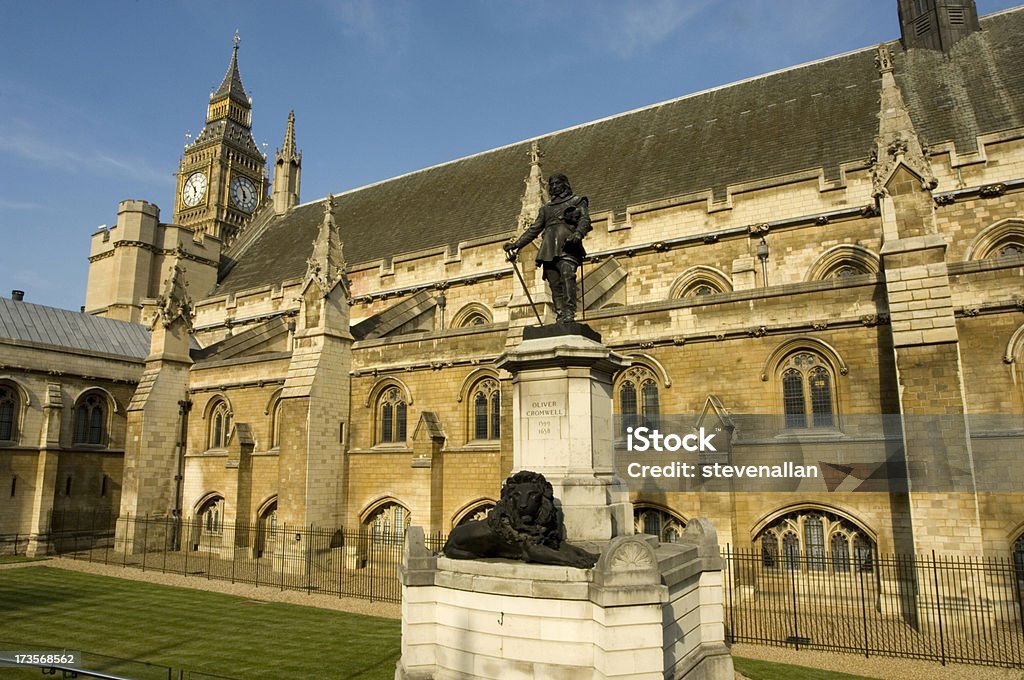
top-left (25, 557), bottom-right (401, 620)
top-left (731, 642), bottom-right (1024, 680)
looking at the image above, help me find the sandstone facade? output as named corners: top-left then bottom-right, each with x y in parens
top-left (4, 4), bottom-right (1024, 569)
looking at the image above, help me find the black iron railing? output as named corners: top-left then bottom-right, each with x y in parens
top-left (12, 515), bottom-right (1024, 668)
top-left (723, 546), bottom-right (1024, 668)
top-left (40, 512), bottom-right (446, 604)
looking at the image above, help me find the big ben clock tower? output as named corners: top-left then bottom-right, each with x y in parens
top-left (174, 34), bottom-right (267, 242)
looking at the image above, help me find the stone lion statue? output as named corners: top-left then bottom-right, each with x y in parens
top-left (442, 470), bottom-right (599, 569)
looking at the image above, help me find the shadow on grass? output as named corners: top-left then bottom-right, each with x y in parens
top-left (341, 646), bottom-right (402, 679)
top-left (734, 656), bottom-right (878, 680)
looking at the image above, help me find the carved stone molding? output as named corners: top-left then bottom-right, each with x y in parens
top-left (979, 183), bottom-right (1007, 199)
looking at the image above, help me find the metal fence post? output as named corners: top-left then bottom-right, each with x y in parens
top-left (122, 514), bottom-right (129, 568)
top-left (162, 516), bottom-right (169, 574)
top-left (280, 522), bottom-right (287, 591)
top-left (87, 513), bottom-right (94, 563)
top-left (141, 516), bottom-right (149, 572)
top-left (206, 525), bottom-right (213, 579)
top-left (183, 518), bottom-right (190, 577)
top-left (931, 550), bottom-right (946, 666)
top-left (724, 545), bottom-right (733, 643)
top-left (789, 556), bottom-right (800, 650)
top-left (859, 557), bottom-right (869, 658)
top-left (306, 523), bottom-right (313, 594)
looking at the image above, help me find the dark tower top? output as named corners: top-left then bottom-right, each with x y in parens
top-left (213, 37), bottom-right (249, 104)
top-left (898, 0), bottom-right (981, 52)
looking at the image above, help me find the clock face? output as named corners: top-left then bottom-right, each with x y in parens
top-left (182, 172), bottom-right (208, 208)
top-left (230, 175), bottom-right (259, 213)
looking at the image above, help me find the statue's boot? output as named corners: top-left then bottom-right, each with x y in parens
top-left (557, 259), bottom-right (578, 323)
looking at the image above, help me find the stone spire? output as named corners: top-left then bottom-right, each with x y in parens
top-left (280, 110), bottom-right (298, 159)
top-left (871, 44), bottom-right (937, 198)
top-left (517, 140), bottom-right (549, 232)
top-left (507, 141), bottom-right (555, 334)
top-left (304, 195), bottom-right (348, 298)
top-left (155, 246), bottom-right (192, 329)
top-left (214, 31), bottom-right (249, 103)
top-left (273, 111), bottom-right (302, 214)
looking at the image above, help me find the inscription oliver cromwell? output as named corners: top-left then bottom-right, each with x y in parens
top-left (525, 396), bottom-right (565, 440)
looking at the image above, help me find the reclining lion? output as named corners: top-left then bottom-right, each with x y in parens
top-left (443, 471), bottom-right (599, 569)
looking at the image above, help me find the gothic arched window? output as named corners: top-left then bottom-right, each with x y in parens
top-left (806, 245), bottom-right (880, 282)
top-left (756, 507), bottom-right (875, 573)
top-left (831, 533), bottom-right (851, 572)
top-left (782, 532), bottom-right (800, 570)
top-left (617, 366), bottom-right (660, 436)
top-left (270, 397), bottom-right (283, 449)
top-left (255, 498), bottom-right (278, 558)
top-left (208, 399), bottom-right (232, 449)
top-left (780, 352), bottom-right (835, 429)
top-left (682, 281), bottom-right (722, 297)
top-left (197, 495), bottom-right (224, 535)
top-left (1013, 534), bottom-right (1024, 592)
top-left (470, 378), bottom-right (500, 441)
top-left (762, 532), bottom-right (779, 568)
top-left (366, 501), bottom-right (410, 545)
top-left (669, 266), bottom-right (733, 299)
top-left (451, 303), bottom-right (493, 328)
top-left (829, 263), bottom-right (866, 279)
top-left (633, 505), bottom-right (686, 544)
top-left (73, 391), bottom-right (107, 446)
top-left (997, 243), bottom-right (1024, 258)
top-left (378, 386), bottom-right (408, 444)
top-left (0, 383), bottom-right (20, 442)
top-left (453, 501), bottom-right (496, 527)
top-left (804, 515), bottom-right (826, 571)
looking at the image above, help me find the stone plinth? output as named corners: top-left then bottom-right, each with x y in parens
top-left (396, 521), bottom-right (733, 680)
top-left (495, 329), bottom-right (632, 542)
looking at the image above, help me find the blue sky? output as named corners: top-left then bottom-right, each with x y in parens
top-left (1, 1), bottom-right (1019, 311)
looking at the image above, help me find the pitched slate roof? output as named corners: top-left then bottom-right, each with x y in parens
top-left (894, 10), bottom-right (1024, 155)
top-left (215, 8), bottom-right (1024, 298)
top-left (0, 297), bottom-right (150, 360)
top-left (192, 317), bottom-right (287, 362)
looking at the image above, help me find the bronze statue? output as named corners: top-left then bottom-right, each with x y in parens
top-left (442, 471), bottom-right (599, 569)
top-left (504, 174), bottom-right (591, 324)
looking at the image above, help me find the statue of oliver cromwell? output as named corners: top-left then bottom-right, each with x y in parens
top-left (504, 174), bottom-right (591, 324)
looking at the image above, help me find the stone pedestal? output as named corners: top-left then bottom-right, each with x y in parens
top-left (397, 522), bottom-right (733, 680)
top-left (496, 328), bottom-right (633, 542)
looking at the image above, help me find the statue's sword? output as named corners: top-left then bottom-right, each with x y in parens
top-left (506, 249), bottom-right (545, 326)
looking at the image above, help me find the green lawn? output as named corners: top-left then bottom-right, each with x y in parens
top-left (734, 656), bottom-right (879, 680)
top-left (0, 566), bottom-right (400, 679)
top-left (0, 566), bottom-right (891, 680)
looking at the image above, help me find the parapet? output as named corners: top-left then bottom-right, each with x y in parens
top-left (117, 200), bottom-right (160, 218)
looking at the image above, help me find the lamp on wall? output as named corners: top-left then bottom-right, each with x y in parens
top-left (436, 292), bottom-right (447, 329)
top-left (756, 237), bottom-right (770, 286)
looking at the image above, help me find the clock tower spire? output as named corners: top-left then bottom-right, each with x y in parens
top-left (174, 33), bottom-right (267, 243)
